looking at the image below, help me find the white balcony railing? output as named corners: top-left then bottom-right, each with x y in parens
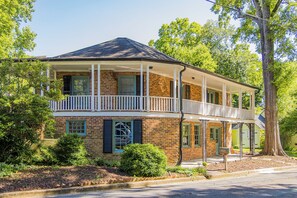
top-left (50, 95), bottom-right (254, 120)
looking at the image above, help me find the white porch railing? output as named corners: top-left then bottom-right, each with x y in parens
top-left (50, 95), bottom-right (254, 120)
top-left (183, 99), bottom-right (203, 115)
top-left (50, 95), bottom-right (92, 111)
top-left (149, 96), bottom-right (176, 112)
top-left (204, 103), bottom-right (224, 117)
top-left (100, 95), bottom-right (143, 111)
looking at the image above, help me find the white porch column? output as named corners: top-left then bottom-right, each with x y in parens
top-left (239, 89), bottom-right (242, 119)
top-left (91, 64), bottom-right (95, 111)
top-left (97, 64), bottom-right (101, 111)
top-left (251, 91), bottom-right (255, 118)
top-left (229, 92), bottom-right (233, 107)
top-left (46, 67), bottom-right (50, 91)
top-left (146, 65), bottom-right (150, 111)
top-left (202, 76), bottom-right (207, 115)
top-left (173, 67), bottom-right (177, 112)
top-left (140, 64), bottom-right (143, 111)
top-left (222, 83), bottom-right (226, 117)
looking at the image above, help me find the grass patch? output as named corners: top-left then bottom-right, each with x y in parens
top-left (166, 166), bottom-right (207, 177)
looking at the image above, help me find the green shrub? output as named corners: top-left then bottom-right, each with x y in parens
top-left (54, 134), bottom-right (89, 165)
top-left (120, 144), bottom-right (167, 177)
top-left (94, 157), bottom-right (120, 167)
top-left (233, 145), bottom-right (239, 149)
top-left (167, 166), bottom-right (207, 176)
top-left (32, 145), bottom-right (57, 165)
top-left (0, 163), bottom-right (27, 178)
top-left (202, 162), bottom-right (208, 167)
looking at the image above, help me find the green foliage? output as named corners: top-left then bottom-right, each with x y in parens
top-left (202, 162), bottom-right (208, 167)
top-left (54, 134), bottom-right (89, 166)
top-left (0, 0), bottom-right (36, 58)
top-left (0, 163), bottom-right (27, 178)
top-left (149, 18), bottom-right (217, 72)
top-left (94, 157), bottom-right (120, 168)
top-left (259, 129), bottom-right (265, 149)
top-left (32, 145), bottom-right (58, 165)
top-left (120, 144), bottom-right (167, 177)
top-left (0, 94), bottom-right (55, 163)
top-left (280, 109), bottom-right (297, 148)
top-left (166, 166), bottom-right (207, 176)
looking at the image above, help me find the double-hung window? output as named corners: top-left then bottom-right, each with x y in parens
top-left (207, 89), bottom-right (219, 104)
top-left (194, 125), bottom-right (201, 147)
top-left (182, 124), bottom-right (191, 147)
top-left (66, 120), bottom-right (87, 136)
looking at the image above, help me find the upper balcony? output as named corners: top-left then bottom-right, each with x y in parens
top-left (47, 61), bottom-right (256, 121)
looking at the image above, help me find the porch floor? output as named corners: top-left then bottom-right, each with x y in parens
top-left (181, 154), bottom-right (248, 168)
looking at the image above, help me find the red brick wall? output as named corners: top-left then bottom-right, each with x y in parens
top-left (55, 116), bottom-right (231, 163)
top-left (55, 116), bottom-right (180, 164)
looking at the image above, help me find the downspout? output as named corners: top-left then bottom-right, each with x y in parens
top-left (176, 65), bottom-right (186, 166)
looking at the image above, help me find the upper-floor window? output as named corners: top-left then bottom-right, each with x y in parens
top-left (207, 89), bottom-right (219, 104)
top-left (63, 76), bottom-right (89, 95)
top-left (170, 81), bottom-right (190, 99)
top-left (118, 76), bottom-right (136, 95)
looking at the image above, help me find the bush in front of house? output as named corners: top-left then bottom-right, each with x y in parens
top-left (120, 144), bottom-right (167, 177)
top-left (32, 144), bottom-right (58, 165)
top-left (54, 134), bottom-right (89, 165)
top-left (94, 157), bottom-right (121, 168)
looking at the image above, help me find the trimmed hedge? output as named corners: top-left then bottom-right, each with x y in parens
top-left (120, 144), bottom-right (167, 177)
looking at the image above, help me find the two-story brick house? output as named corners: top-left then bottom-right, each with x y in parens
top-left (41, 37), bottom-right (256, 164)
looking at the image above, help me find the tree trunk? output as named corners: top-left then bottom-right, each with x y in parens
top-left (259, 4), bottom-right (285, 156)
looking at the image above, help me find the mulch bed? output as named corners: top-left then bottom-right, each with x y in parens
top-left (1, 155), bottom-right (296, 193)
top-left (0, 166), bottom-right (184, 193)
top-left (206, 155), bottom-right (297, 172)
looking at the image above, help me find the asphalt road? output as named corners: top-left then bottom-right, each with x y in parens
top-left (46, 168), bottom-right (297, 198)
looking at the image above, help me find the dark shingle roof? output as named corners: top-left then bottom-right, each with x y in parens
top-left (53, 37), bottom-right (178, 63)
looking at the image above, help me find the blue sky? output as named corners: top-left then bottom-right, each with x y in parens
top-left (28, 0), bottom-right (218, 57)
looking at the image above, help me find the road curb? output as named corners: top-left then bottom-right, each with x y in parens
top-left (0, 176), bottom-right (206, 198)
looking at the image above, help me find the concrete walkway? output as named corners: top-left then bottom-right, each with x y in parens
top-left (181, 154), bottom-right (247, 168)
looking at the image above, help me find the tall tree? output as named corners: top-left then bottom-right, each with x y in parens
top-left (208, 0), bottom-right (297, 155)
top-left (0, 0), bottom-right (63, 163)
top-left (149, 18), bottom-right (217, 72)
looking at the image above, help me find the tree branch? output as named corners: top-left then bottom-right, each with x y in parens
top-left (252, 0), bottom-right (263, 18)
top-left (205, 0), bottom-right (266, 22)
top-left (271, 0), bottom-right (283, 17)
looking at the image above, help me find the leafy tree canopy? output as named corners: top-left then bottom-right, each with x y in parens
top-left (149, 18), bottom-right (217, 72)
top-left (0, 0), bottom-right (36, 58)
